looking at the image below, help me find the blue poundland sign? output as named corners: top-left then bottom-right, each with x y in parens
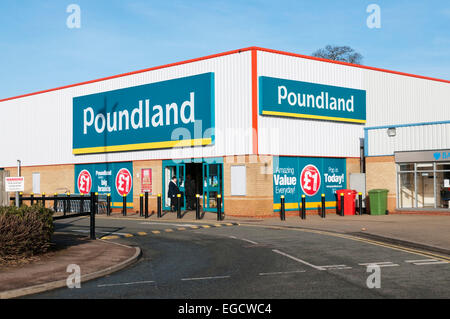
top-left (259, 76), bottom-right (366, 124)
top-left (73, 73), bottom-right (215, 154)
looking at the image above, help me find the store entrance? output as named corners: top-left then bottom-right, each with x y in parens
top-left (162, 158), bottom-right (223, 212)
top-left (185, 163), bottom-right (203, 210)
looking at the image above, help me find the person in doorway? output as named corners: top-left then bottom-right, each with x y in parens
top-left (168, 176), bottom-right (180, 212)
top-left (185, 174), bottom-right (196, 210)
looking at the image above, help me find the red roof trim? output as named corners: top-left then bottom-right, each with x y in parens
top-left (254, 47), bottom-right (450, 84)
top-left (1, 46), bottom-right (448, 103)
top-left (0, 47), bottom-right (254, 103)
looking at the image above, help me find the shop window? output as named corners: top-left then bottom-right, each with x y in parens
top-left (397, 162), bottom-right (450, 209)
top-left (399, 172), bottom-right (415, 208)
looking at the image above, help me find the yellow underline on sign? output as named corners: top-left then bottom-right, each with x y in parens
top-left (262, 110), bottom-right (366, 124)
top-left (273, 201), bottom-right (336, 210)
top-left (73, 138), bottom-right (213, 155)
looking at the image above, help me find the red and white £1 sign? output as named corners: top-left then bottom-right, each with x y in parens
top-left (116, 168), bottom-right (133, 196)
top-left (77, 170), bottom-right (92, 194)
top-left (300, 164), bottom-right (321, 196)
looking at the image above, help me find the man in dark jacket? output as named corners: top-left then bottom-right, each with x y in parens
top-left (168, 176), bottom-right (180, 212)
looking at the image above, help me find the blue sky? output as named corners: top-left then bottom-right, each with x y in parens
top-left (0, 0), bottom-right (449, 99)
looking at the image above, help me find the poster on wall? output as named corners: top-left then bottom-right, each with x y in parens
top-left (273, 156), bottom-right (346, 211)
top-left (75, 162), bottom-right (133, 208)
top-left (141, 168), bottom-right (152, 194)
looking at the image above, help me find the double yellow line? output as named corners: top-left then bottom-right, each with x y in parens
top-left (240, 224), bottom-right (450, 262)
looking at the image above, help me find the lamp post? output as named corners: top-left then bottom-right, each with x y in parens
top-left (15, 160), bottom-right (21, 208)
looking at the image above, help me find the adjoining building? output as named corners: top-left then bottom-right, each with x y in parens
top-left (1, 47), bottom-right (449, 215)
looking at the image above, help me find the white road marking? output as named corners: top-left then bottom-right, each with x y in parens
top-left (140, 222), bottom-right (197, 227)
top-left (406, 259), bottom-right (449, 266)
top-left (405, 259), bottom-right (438, 263)
top-left (358, 262), bottom-right (399, 267)
top-left (320, 265), bottom-right (353, 270)
top-left (181, 275), bottom-right (231, 281)
top-left (240, 238), bottom-right (259, 245)
top-left (227, 235), bottom-right (259, 245)
top-left (259, 270), bottom-right (306, 276)
top-left (272, 249), bottom-right (325, 271)
top-left (97, 280), bottom-right (155, 288)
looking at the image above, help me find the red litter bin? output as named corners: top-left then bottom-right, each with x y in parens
top-left (336, 189), bottom-right (357, 215)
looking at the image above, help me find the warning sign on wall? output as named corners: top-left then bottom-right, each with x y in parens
top-left (5, 177), bottom-right (25, 192)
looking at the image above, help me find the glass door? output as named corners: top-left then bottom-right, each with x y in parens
top-left (202, 163), bottom-right (223, 212)
top-left (162, 162), bottom-right (186, 211)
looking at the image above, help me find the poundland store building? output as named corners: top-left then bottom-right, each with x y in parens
top-left (1, 47), bottom-right (449, 215)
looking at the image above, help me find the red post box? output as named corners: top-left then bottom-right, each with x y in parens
top-left (336, 189), bottom-right (357, 215)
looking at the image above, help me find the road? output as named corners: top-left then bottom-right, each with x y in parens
top-left (29, 215), bottom-right (450, 299)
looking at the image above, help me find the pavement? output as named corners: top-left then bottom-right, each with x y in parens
top-left (103, 209), bottom-right (450, 256)
top-left (0, 233), bottom-right (140, 299)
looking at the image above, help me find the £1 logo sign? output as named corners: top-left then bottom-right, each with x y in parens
top-left (77, 170), bottom-right (92, 194)
top-left (116, 168), bottom-right (133, 196)
top-left (300, 164), bottom-right (321, 196)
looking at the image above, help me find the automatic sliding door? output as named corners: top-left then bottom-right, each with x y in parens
top-left (202, 163), bottom-right (223, 212)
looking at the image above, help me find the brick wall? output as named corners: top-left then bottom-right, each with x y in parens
top-left (365, 156), bottom-right (396, 211)
top-left (223, 155), bottom-right (274, 217)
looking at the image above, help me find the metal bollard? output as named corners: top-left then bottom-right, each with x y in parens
top-left (30, 193), bottom-right (34, 206)
top-left (146, 192), bottom-right (150, 218)
top-left (42, 193), bottom-right (46, 208)
top-left (358, 192), bottom-right (363, 215)
top-left (301, 195), bottom-right (306, 220)
top-left (122, 194), bottom-right (127, 216)
top-left (340, 193), bottom-right (344, 216)
top-left (106, 193), bottom-right (111, 216)
top-left (321, 194), bottom-right (326, 218)
top-left (67, 192), bottom-right (71, 213)
top-left (90, 192), bottom-right (96, 240)
top-left (280, 195), bottom-right (286, 221)
top-left (196, 194), bottom-right (200, 220)
top-left (80, 193), bottom-right (84, 215)
top-left (19, 192), bottom-right (23, 207)
top-left (177, 194), bottom-right (181, 219)
top-left (138, 194), bottom-right (143, 217)
top-left (156, 193), bottom-right (161, 218)
top-left (217, 194), bottom-right (223, 221)
top-left (53, 193), bottom-right (58, 212)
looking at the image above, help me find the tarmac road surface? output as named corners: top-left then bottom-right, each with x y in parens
top-left (28, 216), bottom-right (450, 299)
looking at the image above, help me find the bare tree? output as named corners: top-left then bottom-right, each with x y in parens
top-left (312, 45), bottom-right (363, 65)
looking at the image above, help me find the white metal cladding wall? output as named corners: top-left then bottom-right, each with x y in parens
top-left (362, 71), bottom-right (450, 126)
top-left (367, 123), bottom-right (450, 156)
top-left (257, 51), bottom-right (364, 158)
top-left (0, 52), bottom-right (252, 167)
